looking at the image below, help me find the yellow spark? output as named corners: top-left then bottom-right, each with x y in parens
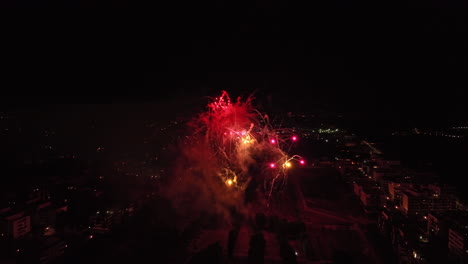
top-left (283, 161), bottom-right (292, 168)
top-left (241, 135), bottom-right (254, 144)
top-left (227, 179), bottom-right (233, 186)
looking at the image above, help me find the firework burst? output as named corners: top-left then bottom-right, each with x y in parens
top-left (165, 91), bottom-right (305, 228)
top-left (195, 91), bottom-right (304, 203)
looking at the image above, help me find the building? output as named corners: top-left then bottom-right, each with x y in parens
top-left (431, 196), bottom-right (456, 212)
top-left (446, 212), bottom-right (468, 263)
top-left (372, 168), bottom-right (400, 183)
top-left (448, 228), bottom-right (467, 260)
top-left (394, 184), bottom-right (456, 215)
top-left (388, 182), bottom-right (414, 202)
top-left (427, 212), bottom-right (442, 237)
top-left (89, 209), bottom-right (114, 233)
top-left (353, 181), bottom-right (381, 214)
top-left (455, 199), bottom-right (468, 211)
top-left (401, 189), bottom-right (433, 215)
top-left (1, 210), bottom-right (31, 239)
top-left (32, 201), bottom-right (56, 230)
top-left (26, 188), bottom-right (49, 206)
top-left (425, 211), bottom-right (468, 263)
top-left (17, 236), bottom-right (67, 264)
top-left (38, 236), bottom-right (67, 264)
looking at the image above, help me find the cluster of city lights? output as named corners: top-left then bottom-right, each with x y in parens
top-left (317, 128), bottom-right (339, 133)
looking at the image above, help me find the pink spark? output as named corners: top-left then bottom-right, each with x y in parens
top-left (299, 159), bottom-right (305, 165)
top-left (292, 136), bottom-right (298, 141)
top-left (269, 163), bottom-right (276, 168)
top-left (270, 139), bottom-right (276, 144)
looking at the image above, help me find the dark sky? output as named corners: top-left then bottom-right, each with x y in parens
top-left (3, 13), bottom-right (467, 128)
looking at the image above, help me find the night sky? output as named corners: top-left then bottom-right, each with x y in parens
top-left (3, 13), bottom-right (467, 130)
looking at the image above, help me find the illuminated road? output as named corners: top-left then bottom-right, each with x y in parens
top-left (362, 140), bottom-right (382, 155)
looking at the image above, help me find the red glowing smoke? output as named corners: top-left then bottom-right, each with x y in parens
top-left (164, 91), bottom-right (304, 227)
